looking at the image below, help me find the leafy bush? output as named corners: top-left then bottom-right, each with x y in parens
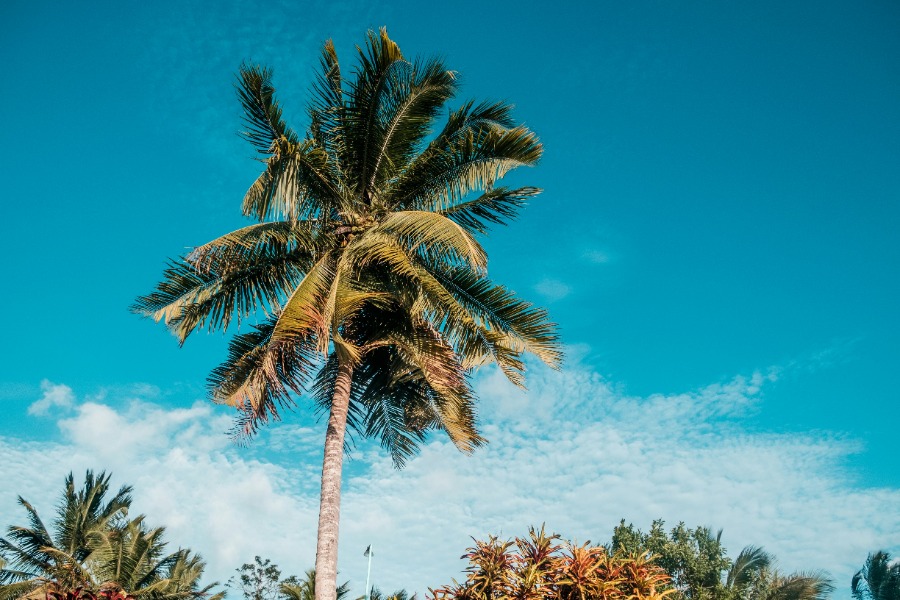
top-left (430, 526), bottom-right (672, 600)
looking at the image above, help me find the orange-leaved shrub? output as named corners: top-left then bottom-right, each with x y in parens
top-left (430, 526), bottom-right (674, 600)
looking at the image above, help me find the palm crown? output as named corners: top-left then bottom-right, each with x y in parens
top-left (133, 28), bottom-right (561, 462)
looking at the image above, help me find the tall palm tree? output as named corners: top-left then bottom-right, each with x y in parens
top-left (853, 552), bottom-right (900, 600)
top-left (133, 28), bottom-right (561, 600)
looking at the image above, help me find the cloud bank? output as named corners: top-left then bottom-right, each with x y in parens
top-left (1, 360), bottom-right (897, 597)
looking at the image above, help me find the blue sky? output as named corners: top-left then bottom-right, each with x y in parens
top-left (1, 0), bottom-right (898, 597)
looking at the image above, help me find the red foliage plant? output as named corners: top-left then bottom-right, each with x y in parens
top-left (430, 526), bottom-right (674, 600)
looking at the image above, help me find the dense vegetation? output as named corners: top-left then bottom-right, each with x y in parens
top-left (611, 520), bottom-right (832, 600)
top-left (853, 552), bottom-right (900, 600)
top-left (430, 526), bottom-right (671, 600)
top-left (430, 522), bottom-right (899, 600)
top-left (2, 474), bottom-right (894, 600)
top-left (0, 471), bottom-right (217, 600)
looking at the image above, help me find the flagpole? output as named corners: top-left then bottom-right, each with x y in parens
top-left (364, 545), bottom-right (374, 600)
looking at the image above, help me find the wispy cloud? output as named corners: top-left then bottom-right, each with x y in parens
top-left (28, 380), bottom-right (75, 416)
top-left (533, 278), bottom-right (572, 301)
top-left (1, 363), bottom-right (897, 597)
top-left (582, 249), bottom-right (611, 264)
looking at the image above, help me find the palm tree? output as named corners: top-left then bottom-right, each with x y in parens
top-left (723, 547), bottom-right (832, 600)
top-left (0, 471), bottom-right (217, 600)
top-left (853, 552), bottom-right (900, 600)
top-left (133, 28), bottom-right (561, 600)
top-left (0, 470), bottom-right (132, 598)
top-left (280, 570), bottom-right (350, 600)
top-left (725, 546), bottom-right (772, 592)
top-left (90, 517), bottom-right (218, 600)
top-left (363, 586), bottom-right (414, 600)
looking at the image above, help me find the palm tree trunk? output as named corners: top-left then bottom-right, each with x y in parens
top-left (314, 360), bottom-right (354, 600)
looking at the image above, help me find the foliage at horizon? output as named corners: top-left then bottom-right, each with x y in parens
top-left (365, 586), bottom-right (415, 600)
top-left (852, 552), bottom-right (900, 600)
top-left (611, 520), bottom-right (833, 600)
top-left (226, 557), bottom-right (287, 600)
top-left (0, 471), bottom-right (219, 600)
top-left (279, 569), bottom-right (351, 600)
top-left (224, 559), bottom-right (352, 600)
top-left (430, 526), bottom-right (672, 600)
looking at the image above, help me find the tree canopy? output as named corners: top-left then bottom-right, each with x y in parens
top-left (0, 471), bottom-right (219, 600)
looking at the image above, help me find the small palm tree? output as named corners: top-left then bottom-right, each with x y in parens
top-left (363, 586), bottom-right (414, 600)
top-left (134, 28), bottom-right (561, 600)
top-left (90, 517), bottom-right (217, 600)
top-left (0, 470), bottom-right (132, 597)
top-left (280, 570), bottom-right (350, 600)
top-left (723, 547), bottom-right (831, 600)
top-left (853, 552), bottom-right (900, 600)
top-left (0, 471), bottom-right (217, 600)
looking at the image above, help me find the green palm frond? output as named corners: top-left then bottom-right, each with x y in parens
top-left (438, 186), bottom-right (541, 234)
top-left (0, 474), bottom-right (216, 600)
top-left (389, 125), bottom-right (542, 212)
top-left (131, 224), bottom-right (315, 343)
top-left (242, 138), bottom-right (348, 222)
top-left (237, 64), bottom-right (297, 154)
top-left (208, 317), bottom-right (318, 439)
top-left (186, 220), bottom-right (318, 270)
top-left (765, 572), bottom-right (833, 600)
top-left (369, 210), bottom-right (487, 272)
top-left (280, 570), bottom-right (350, 600)
top-left (726, 546), bottom-right (771, 589)
top-left (344, 27), bottom-right (406, 197)
top-left (271, 252), bottom-right (337, 348)
top-left (58, 471), bottom-right (132, 561)
top-left (853, 552), bottom-right (900, 600)
top-left (432, 267), bottom-right (562, 368)
top-left (0, 579), bottom-right (43, 600)
top-left (365, 56), bottom-right (458, 193)
top-left (308, 40), bottom-right (345, 154)
top-left (417, 99), bottom-right (520, 165)
top-left (1, 500), bottom-right (54, 577)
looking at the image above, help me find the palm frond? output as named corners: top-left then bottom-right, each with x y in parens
top-left (365, 56), bottom-right (458, 194)
top-left (271, 253), bottom-right (337, 350)
top-left (369, 211), bottom-right (487, 272)
top-left (0, 579), bottom-right (42, 600)
top-left (767, 572), bottom-right (833, 600)
top-left (388, 125), bottom-right (542, 211)
top-left (345, 27), bottom-right (406, 197)
top-left (308, 40), bottom-right (346, 167)
top-left (242, 138), bottom-right (348, 222)
top-left (208, 317), bottom-right (318, 440)
top-left (131, 225), bottom-right (314, 343)
top-left (437, 186), bottom-right (540, 234)
top-left (433, 267), bottom-right (562, 369)
top-left (726, 546), bottom-right (771, 589)
top-left (236, 64), bottom-right (297, 153)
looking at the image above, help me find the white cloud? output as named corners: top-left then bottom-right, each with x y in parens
top-left (1, 362), bottom-right (898, 598)
top-left (533, 278), bottom-right (572, 301)
top-left (583, 249), bottom-right (611, 264)
top-left (28, 380), bottom-right (75, 416)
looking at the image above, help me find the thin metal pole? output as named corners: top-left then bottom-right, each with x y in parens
top-left (364, 545), bottom-right (374, 600)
